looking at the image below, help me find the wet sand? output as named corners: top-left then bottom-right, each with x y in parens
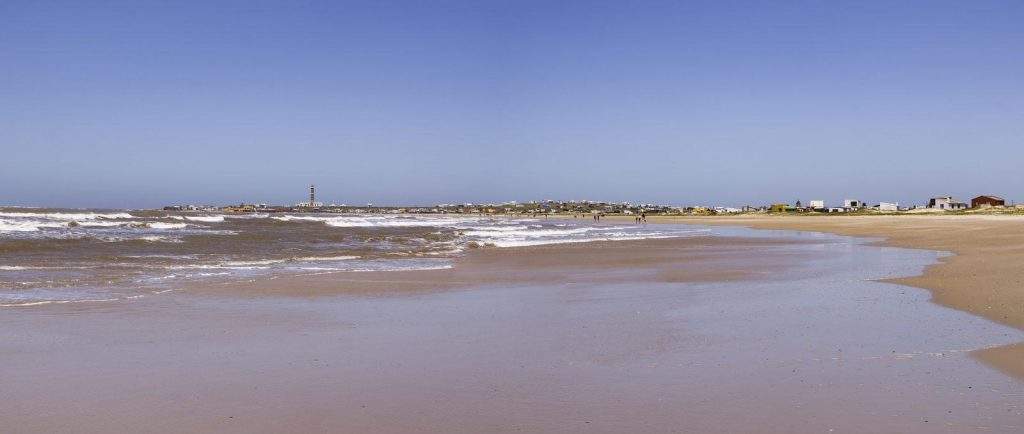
top-left (189, 236), bottom-right (809, 297)
top-left (2, 231), bottom-right (1022, 433)
top-left (660, 214), bottom-right (1024, 379)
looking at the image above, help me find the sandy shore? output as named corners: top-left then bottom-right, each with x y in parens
top-left (188, 236), bottom-right (809, 297)
top-left (3, 225), bottom-right (1022, 433)
top-left (641, 214), bottom-right (1024, 379)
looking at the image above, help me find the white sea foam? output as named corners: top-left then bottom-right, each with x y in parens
top-left (2, 297), bottom-right (122, 306)
top-left (271, 215), bottom-right (324, 222)
top-left (184, 215), bottom-right (225, 223)
top-left (0, 289), bottom-right (180, 307)
top-left (0, 218), bottom-right (67, 232)
top-left (225, 213), bottom-right (269, 219)
top-left (1, 218), bottom-right (153, 231)
top-left (74, 220), bottom-right (138, 228)
top-left (0, 211), bottom-right (133, 220)
top-left (462, 225), bottom-right (708, 247)
top-left (221, 259), bottom-right (289, 267)
top-left (0, 220), bottom-right (42, 232)
top-left (168, 264), bottom-right (274, 270)
top-left (0, 265), bottom-right (96, 271)
top-left (0, 211), bottom-right (138, 233)
top-left (148, 222), bottom-right (190, 230)
top-left (148, 271), bottom-right (232, 281)
top-left (173, 255), bottom-right (360, 270)
top-left (294, 263), bottom-right (454, 272)
top-left (124, 254), bottom-right (199, 260)
top-left (455, 225), bottom-right (531, 232)
top-left (268, 214), bottom-right (703, 248)
top-left (483, 233), bottom-right (684, 248)
top-left (273, 214), bottom-right (497, 228)
top-left (138, 235), bottom-right (184, 243)
top-left (293, 255), bottom-right (360, 261)
top-left (461, 227), bottom-right (598, 238)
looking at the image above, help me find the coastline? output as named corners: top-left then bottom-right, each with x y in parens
top-left (181, 235), bottom-right (811, 298)
top-left (632, 214), bottom-right (1024, 380)
top-left (3, 223), bottom-right (1022, 433)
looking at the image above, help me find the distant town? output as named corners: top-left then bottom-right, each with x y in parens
top-left (162, 185), bottom-right (1019, 216)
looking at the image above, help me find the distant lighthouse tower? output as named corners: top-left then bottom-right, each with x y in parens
top-left (296, 184), bottom-right (322, 208)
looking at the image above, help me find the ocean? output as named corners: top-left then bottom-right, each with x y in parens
top-left (0, 208), bottom-right (705, 306)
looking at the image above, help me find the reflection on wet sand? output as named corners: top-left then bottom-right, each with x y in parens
top-left (2, 230), bottom-right (1021, 433)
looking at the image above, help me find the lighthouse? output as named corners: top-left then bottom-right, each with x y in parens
top-left (297, 184), bottom-right (322, 208)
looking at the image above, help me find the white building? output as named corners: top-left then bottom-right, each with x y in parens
top-left (927, 196), bottom-right (967, 210)
top-left (876, 202), bottom-right (899, 212)
top-left (809, 200), bottom-right (825, 209)
top-left (843, 199), bottom-right (865, 209)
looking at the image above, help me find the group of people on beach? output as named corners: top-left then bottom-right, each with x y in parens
top-left (570, 213), bottom-right (645, 223)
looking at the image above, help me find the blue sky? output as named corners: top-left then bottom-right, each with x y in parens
top-left (2, 0), bottom-right (1023, 208)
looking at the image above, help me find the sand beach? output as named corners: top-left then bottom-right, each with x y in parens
top-left (665, 214), bottom-right (1024, 380)
top-left (2, 220), bottom-right (1022, 433)
top-left (7, 1), bottom-right (1023, 432)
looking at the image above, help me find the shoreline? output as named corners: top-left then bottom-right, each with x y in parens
top-left (4, 221), bottom-right (1021, 433)
top-left (624, 214), bottom-right (1024, 380)
top-left (185, 216), bottom-right (1024, 381)
top-left (181, 235), bottom-right (812, 298)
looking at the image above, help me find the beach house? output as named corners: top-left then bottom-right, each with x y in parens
top-left (809, 200), bottom-right (825, 210)
top-left (971, 195), bottom-right (1005, 208)
top-left (927, 196), bottom-right (968, 210)
top-left (874, 202), bottom-right (899, 212)
top-left (843, 199), bottom-right (865, 210)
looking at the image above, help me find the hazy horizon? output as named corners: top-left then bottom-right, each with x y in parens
top-left (0, 188), bottom-right (1016, 210)
top-left (3, 0), bottom-right (1023, 208)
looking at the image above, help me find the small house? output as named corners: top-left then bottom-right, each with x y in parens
top-left (971, 195), bottom-right (1005, 208)
top-left (875, 202), bottom-right (899, 212)
top-left (843, 199), bottom-right (865, 209)
top-left (927, 196), bottom-right (968, 210)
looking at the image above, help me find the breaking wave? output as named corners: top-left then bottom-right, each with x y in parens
top-left (2, 209), bottom-right (706, 307)
top-left (183, 215), bottom-right (225, 223)
top-left (0, 211), bottom-right (133, 220)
